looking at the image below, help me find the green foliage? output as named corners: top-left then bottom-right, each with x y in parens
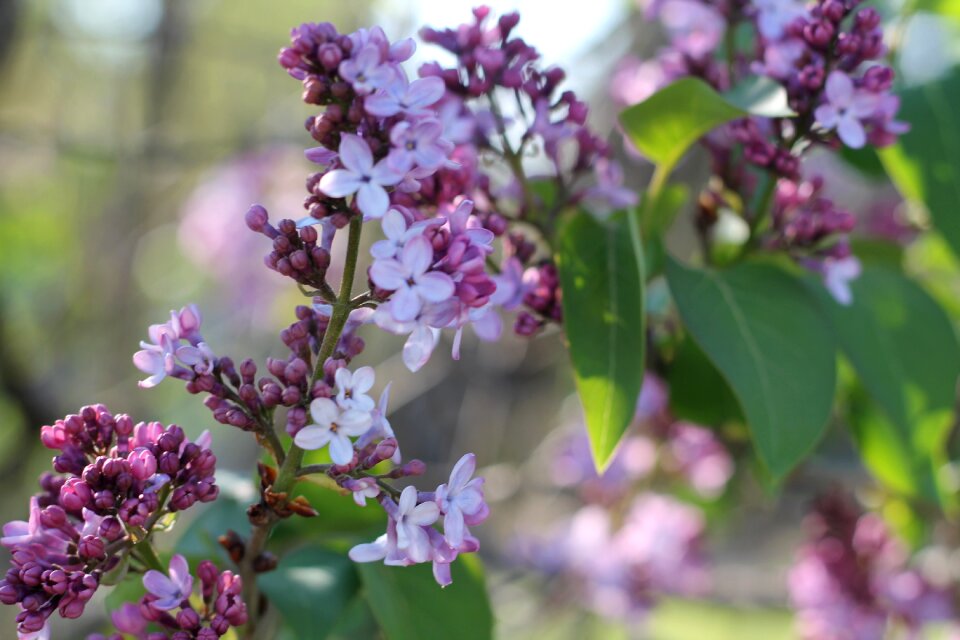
top-left (556, 210), bottom-right (646, 471)
top-left (175, 495), bottom-right (251, 565)
top-left (813, 267), bottom-right (960, 503)
top-left (879, 67), bottom-right (960, 260)
top-left (667, 337), bottom-right (743, 426)
top-left (357, 555), bottom-right (494, 640)
top-left (619, 77), bottom-right (791, 177)
top-left (666, 257), bottom-right (836, 478)
top-left (259, 546), bottom-right (363, 640)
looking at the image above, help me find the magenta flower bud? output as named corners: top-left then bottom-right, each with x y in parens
top-left (39, 505), bottom-right (67, 528)
top-left (159, 451), bottom-right (180, 475)
top-left (803, 20), bottom-right (835, 49)
top-left (176, 607), bottom-right (201, 630)
top-left (198, 561), bottom-right (218, 602)
top-left (77, 535), bottom-right (105, 560)
top-left (128, 449), bottom-right (157, 480)
top-left (93, 490), bottom-right (115, 511)
top-left (281, 386), bottom-right (302, 405)
top-left (364, 438), bottom-right (398, 468)
top-left (99, 517), bottom-right (124, 541)
top-left (59, 478), bottom-right (93, 512)
top-left (19, 565), bottom-right (43, 587)
top-left (284, 358), bottom-right (309, 383)
top-left (245, 205), bottom-right (269, 232)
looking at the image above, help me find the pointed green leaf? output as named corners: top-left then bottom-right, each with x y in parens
top-left (619, 76), bottom-right (792, 176)
top-left (879, 67), bottom-right (960, 260)
top-left (556, 210), bottom-right (645, 470)
top-left (357, 555), bottom-right (493, 640)
top-left (259, 546), bottom-right (361, 640)
top-left (665, 257), bottom-right (836, 477)
top-left (812, 267), bottom-right (960, 503)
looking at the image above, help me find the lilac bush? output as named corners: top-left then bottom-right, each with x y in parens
top-left (4, 1), bottom-right (959, 638)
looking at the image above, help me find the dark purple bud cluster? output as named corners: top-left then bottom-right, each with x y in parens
top-left (515, 261), bottom-right (562, 337)
top-left (90, 558), bottom-right (247, 640)
top-left (245, 205), bottom-right (333, 289)
top-left (789, 492), bottom-right (953, 638)
top-left (767, 176), bottom-right (855, 258)
top-left (0, 405), bottom-right (218, 637)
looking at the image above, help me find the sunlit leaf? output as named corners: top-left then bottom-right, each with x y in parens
top-left (556, 210), bottom-right (645, 470)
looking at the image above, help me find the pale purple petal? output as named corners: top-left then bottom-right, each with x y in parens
top-left (837, 114), bottom-right (866, 148)
top-left (444, 508), bottom-right (466, 547)
top-left (403, 325), bottom-right (440, 372)
top-left (371, 160), bottom-right (404, 187)
top-left (294, 425), bottom-right (333, 450)
top-left (328, 433), bottom-right (355, 465)
top-left (416, 272), bottom-right (456, 302)
top-left (365, 92), bottom-right (401, 117)
top-left (825, 71), bottom-right (853, 106)
top-left (404, 525), bottom-right (433, 563)
top-left (168, 555), bottom-right (193, 595)
top-left (349, 536), bottom-right (389, 562)
top-left (305, 147), bottom-right (337, 165)
top-left (339, 134), bottom-right (374, 174)
top-left (398, 485), bottom-right (417, 515)
top-left (143, 571), bottom-right (178, 601)
top-left (337, 409), bottom-right (373, 436)
top-left (391, 287), bottom-right (423, 322)
top-left (357, 183), bottom-right (390, 219)
top-left (319, 169), bottom-right (363, 198)
top-left (406, 77), bottom-right (445, 109)
top-left (371, 239), bottom-right (399, 260)
top-left (351, 367), bottom-right (375, 393)
top-left (448, 453), bottom-right (476, 492)
top-left (401, 236), bottom-right (434, 277)
top-left (814, 105), bottom-right (839, 129)
top-left (471, 309), bottom-right (502, 342)
top-left (382, 209), bottom-right (407, 240)
top-left (310, 397), bottom-right (340, 427)
top-left (370, 259), bottom-right (409, 291)
top-left (408, 501), bottom-right (440, 526)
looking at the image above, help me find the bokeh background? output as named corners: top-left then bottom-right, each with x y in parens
top-left (2, 0), bottom-right (959, 638)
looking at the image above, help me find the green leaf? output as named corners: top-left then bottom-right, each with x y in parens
top-left (667, 336), bottom-right (744, 426)
top-left (619, 77), bottom-right (791, 175)
top-left (556, 210), bottom-right (646, 470)
top-left (259, 546), bottom-right (361, 640)
top-left (723, 76), bottom-right (797, 118)
top-left (665, 257), bottom-right (836, 478)
top-left (813, 267), bottom-right (960, 502)
top-left (357, 555), bottom-right (494, 640)
top-left (879, 67), bottom-right (960, 260)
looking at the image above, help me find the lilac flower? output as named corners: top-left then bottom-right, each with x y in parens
top-left (394, 486), bottom-right (440, 562)
top-left (388, 119), bottom-right (452, 173)
top-left (370, 235), bottom-right (456, 322)
top-left (815, 72), bottom-right (878, 149)
top-left (436, 454), bottom-right (488, 546)
top-left (370, 209), bottom-right (441, 260)
top-left (365, 74), bottom-right (446, 118)
top-left (358, 383), bottom-right (402, 464)
top-left (335, 366), bottom-right (376, 412)
top-left (822, 256), bottom-right (862, 306)
top-left (132, 328), bottom-right (176, 388)
top-left (305, 146), bottom-right (337, 165)
top-left (753, 0), bottom-right (808, 40)
top-left (293, 397), bottom-right (372, 465)
top-left (344, 477), bottom-right (381, 507)
top-left (490, 257), bottom-right (527, 311)
top-left (1, 498), bottom-right (44, 548)
top-left (658, 0), bottom-right (726, 59)
top-left (318, 134), bottom-right (403, 219)
top-left (110, 603), bottom-right (147, 637)
top-left (338, 45), bottom-right (395, 94)
top-left (143, 554), bottom-right (193, 611)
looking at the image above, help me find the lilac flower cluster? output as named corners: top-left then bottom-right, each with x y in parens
top-left (90, 555), bottom-right (247, 640)
top-left (349, 454), bottom-right (489, 586)
top-left (789, 492), bottom-right (954, 639)
top-left (518, 375), bottom-right (728, 619)
top-left (615, 0), bottom-right (907, 301)
top-left (0, 405), bottom-right (217, 639)
top-left (553, 374), bottom-right (734, 502)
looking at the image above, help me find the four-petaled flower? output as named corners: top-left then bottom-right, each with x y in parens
top-left (387, 119), bottom-right (452, 172)
top-left (338, 45), bottom-right (395, 94)
top-left (814, 72), bottom-right (878, 149)
top-left (335, 366), bottom-right (376, 412)
top-left (294, 397), bottom-right (372, 465)
top-left (319, 134), bottom-right (404, 219)
top-left (395, 485), bottom-right (440, 562)
top-left (365, 74), bottom-right (446, 118)
top-left (370, 235), bottom-right (456, 322)
top-left (436, 453), bottom-right (488, 546)
top-left (143, 554), bottom-right (193, 611)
